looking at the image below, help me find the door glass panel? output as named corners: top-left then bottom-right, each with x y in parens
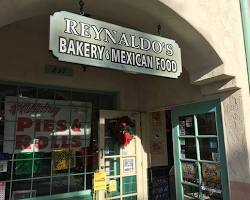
top-left (105, 119), bottom-right (114, 137)
top-left (105, 158), bottom-right (120, 176)
top-left (179, 115), bottom-right (195, 135)
top-left (104, 138), bottom-right (119, 156)
top-left (199, 138), bottom-right (219, 161)
top-left (201, 193), bottom-right (222, 200)
top-left (181, 161), bottom-right (199, 184)
top-left (180, 138), bottom-right (197, 159)
top-left (107, 177), bottom-right (120, 197)
top-left (183, 184), bottom-right (199, 199)
top-left (122, 176), bottom-right (137, 195)
top-left (201, 163), bottom-right (222, 199)
top-left (197, 112), bottom-right (217, 135)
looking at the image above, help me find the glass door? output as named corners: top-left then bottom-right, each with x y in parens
top-left (99, 110), bottom-right (142, 200)
top-left (171, 100), bottom-right (229, 200)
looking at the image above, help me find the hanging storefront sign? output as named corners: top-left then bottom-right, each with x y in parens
top-left (49, 11), bottom-right (182, 78)
top-left (3, 96), bottom-right (92, 153)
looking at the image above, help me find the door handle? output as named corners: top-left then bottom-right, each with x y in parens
top-left (96, 149), bottom-right (104, 156)
top-left (100, 148), bottom-right (104, 159)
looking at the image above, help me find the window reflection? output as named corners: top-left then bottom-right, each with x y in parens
top-left (0, 83), bottom-right (116, 198)
top-left (32, 178), bottom-right (50, 197)
top-left (183, 184), bottom-right (199, 199)
top-left (180, 138), bottom-right (196, 159)
top-left (105, 158), bottom-right (120, 176)
top-left (52, 176), bottom-right (68, 195)
top-left (105, 138), bottom-right (119, 156)
top-left (179, 115), bottom-right (195, 135)
top-left (197, 112), bottom-right (217, 135)
top-left (201, 163), bottom-right (222, 199)
top-left (199, 138), bottom-right (219, 161)
top-left (182, 162), bottom-right (199, 184)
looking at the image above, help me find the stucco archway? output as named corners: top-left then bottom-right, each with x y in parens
top-left (0, 0), bottom-right (236, 94)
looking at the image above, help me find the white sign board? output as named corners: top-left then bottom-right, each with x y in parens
top-left (50, 11), bottom-right (182, 78)
top-left (4, 96), bottom-right (92, 153)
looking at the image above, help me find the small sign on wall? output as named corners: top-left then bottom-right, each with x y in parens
top-left (151, 141), bottom-right (164, 154)
top-left (151, 112), bottom-right (164, 155)
top-left (150, 111), bottom-right (168, 167)
top-left (45, 64), bottom-right (73, 76)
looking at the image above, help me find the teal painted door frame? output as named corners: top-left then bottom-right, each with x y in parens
top-left (240, 0), bottom-right (250, 86)
top-left (171, 100), bottom-right (229, 200)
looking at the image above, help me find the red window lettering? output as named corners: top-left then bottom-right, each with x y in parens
top-left (72, 119), bottom-right (81, 132)
top-left (56, 120), bottom-right (67, 131)
top-left (17, 117), bottom-right (32, 131)
top-left (44, 120), bottom-right (54, 132)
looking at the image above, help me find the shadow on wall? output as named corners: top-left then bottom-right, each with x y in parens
top-left (220, 90), bottom-right (250, 198)
top-left (150, 1), bottom-right (223, 81)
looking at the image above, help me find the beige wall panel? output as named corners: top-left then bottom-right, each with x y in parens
top-left (221, 90), bottom-right (250, 183)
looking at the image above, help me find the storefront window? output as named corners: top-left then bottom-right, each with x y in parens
top-left (0, 84), bottom-right (116, 199)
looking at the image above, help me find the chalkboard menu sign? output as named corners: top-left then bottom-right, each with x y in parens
top-left (148, 166), bottom-right (170, 200)
top-left (152, 176), bottom-right (170, 200)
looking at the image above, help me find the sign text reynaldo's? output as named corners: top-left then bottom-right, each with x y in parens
top-left (49, 11), bottom-right (182, 78)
